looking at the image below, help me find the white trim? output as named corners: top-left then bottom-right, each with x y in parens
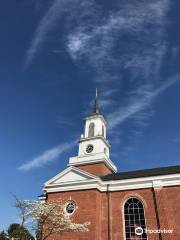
top-left (44, 166), bottom-right (99, 186)
top-left (68, 156), bottom-right (117, 173)
top-left (44, 172), bottom-right (180, 193)
top-left (106, 174), bottom-right (180, 191)
top-left (79, 135), bottom-right (111, 148)
top-left (44, 179), bottom-right (107, 192)
top-left (64, 200), bottom-right (76, 215)
top-left (38, 196), bottom-right (46, 202)
top-left (84, 114), bottom-right (107, 126)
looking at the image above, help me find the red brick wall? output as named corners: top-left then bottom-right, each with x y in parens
top-left (46, 186), bottom-right (180, 240)
top-left (109, 189), bottom-right (159, 240)
top-left (77, 162), bottom-right (113, 176)
top-left (153, 186), bottom-right (180, 240)
top-left (47, 189), bottom-right (105, 240)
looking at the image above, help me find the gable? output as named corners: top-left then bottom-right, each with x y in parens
top-left (54, 170), bottom-right (89, 183)
top-left (44, 166), bottom-right (98, 186)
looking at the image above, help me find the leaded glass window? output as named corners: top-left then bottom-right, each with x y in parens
top-left (65, 201), bottom-right (76, 215)
top-left (124, 198), bottom-right (147, 240)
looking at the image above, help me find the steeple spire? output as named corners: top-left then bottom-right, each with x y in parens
top-left (92, 88), bottom-right (100, 115)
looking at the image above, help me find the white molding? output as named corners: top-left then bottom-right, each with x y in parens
top-left (152, 180), bottom-right (163, 188)
top-left (44, 172), bottom-right (180, 193)
top-left (38, 195), bottom-right (46, 203)
top-left (68, 154), bottom-right (117, 173)
top-left (44, 166), bottom-right (99, 187)
top-left (84, 114), bottom-right (107, 126)
top-left (106, 174), bottom-right (180, 191)
top-left (79, 136), bottom-right (111, 148)
top-left (44, 183), bottom-right (107, 193)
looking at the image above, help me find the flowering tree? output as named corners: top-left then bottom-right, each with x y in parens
top-left (15, 199), bottom-right (90, 240)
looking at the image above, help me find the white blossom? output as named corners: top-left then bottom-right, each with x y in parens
top-left (15, 199), bottom-right (90, 240)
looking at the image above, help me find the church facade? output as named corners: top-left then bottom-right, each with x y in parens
top-left (41, 91), bottom-right (180, 240)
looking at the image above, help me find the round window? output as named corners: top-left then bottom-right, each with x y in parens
top-left (86, 144), bottom-right (94, 153)
top-left (65, 201), bottom-right (76, 215)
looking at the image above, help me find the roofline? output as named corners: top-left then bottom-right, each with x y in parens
top-left (101, 165), bottom-right (180, 181)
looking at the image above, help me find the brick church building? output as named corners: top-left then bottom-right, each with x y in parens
top-left (41, 91), bottom-right (180, 240)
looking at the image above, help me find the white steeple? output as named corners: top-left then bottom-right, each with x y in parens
top-left (68, 89), bottom-right (117, 173)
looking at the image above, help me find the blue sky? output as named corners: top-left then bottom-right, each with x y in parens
top-left (0, 0), bottom-right (180, 230)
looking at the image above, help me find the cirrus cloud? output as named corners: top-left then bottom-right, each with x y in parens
top-left (18, 141), bottom-right (75, 171)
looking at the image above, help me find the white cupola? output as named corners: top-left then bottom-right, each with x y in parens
top-left (68, 89), bottom-right (117, 174)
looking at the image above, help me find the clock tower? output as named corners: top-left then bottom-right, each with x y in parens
top-left (68, 89), bottom-right (117, 176)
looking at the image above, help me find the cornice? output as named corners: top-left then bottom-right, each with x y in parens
top-left (68, 155), bottom-right (117, 173)
top-left (84, 114), bottom-right (107, 126)
top-left (44, 173), bottom-right (180, 193)
top-left (79, 135), bottom-right (111, 148)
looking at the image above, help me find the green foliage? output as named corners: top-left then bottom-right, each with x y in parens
top-left (0, 231), bottom-right (8, 240)
top-left (7, 223), bottom-right (35, 240)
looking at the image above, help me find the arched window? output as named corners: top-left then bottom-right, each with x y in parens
top-left (124, 198), bottom-right (147, 240)
top-left (88, 123), bottom-right (95, 137)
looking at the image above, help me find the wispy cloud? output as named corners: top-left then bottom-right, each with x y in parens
top-left (26, 0), bottom-right (170, 76)
top-left (25, 0), bottom-right (177, 154)
top-left (172, 136), bottom-right (180, 143)
top-left (67, 0), bottom-right (169, 81)
top-left (18, 141), bottom-right (75, 171)
top-left (25, 0), bottom-right (63, 67)
top-left (99, 99), bottom-right (115, 109)
top-left (25, 0), bottom-right (78, 67)
top-left (66, 0), bottom-right (171, 131)
top-left (25, 0), bottom-right (97, 67)
top-left (107, 74), bottom-right (180, 130)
